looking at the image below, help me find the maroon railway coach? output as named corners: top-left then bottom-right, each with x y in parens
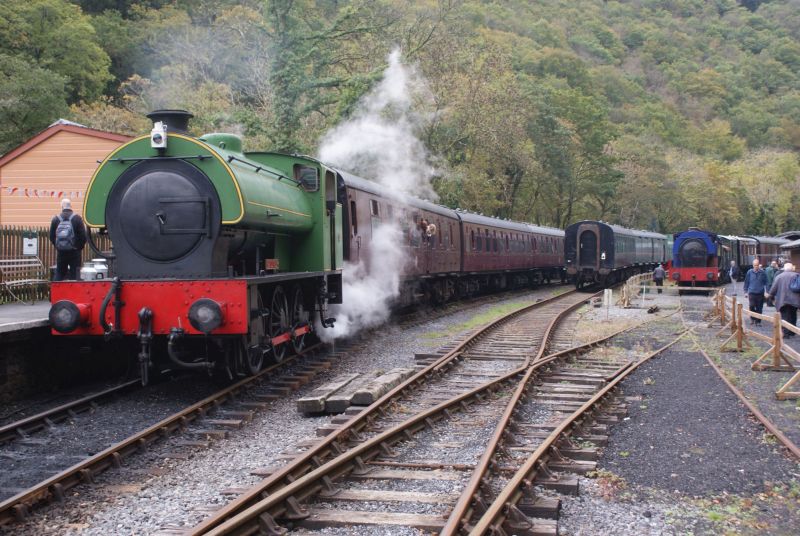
top-left (338, 173), bottom-right (565, 306)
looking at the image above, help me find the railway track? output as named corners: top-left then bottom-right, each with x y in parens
top-left (0, 342), bottom-right (345, 527)
top-left (0, 379), bottom-right (142, 446)
top-left (464, 329), bottom-right (687, 535)
top-left (184, 288), bottom-right (625, 535)
top-left (0, 283), bottom-right (569, 531)
top-left (184, 291), bottom-right (688, 536)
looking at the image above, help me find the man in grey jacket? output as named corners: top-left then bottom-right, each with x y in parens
top-left (653, 264), bottom-right (666, 294)
top-left (766, 263), bottom-right (800, 338)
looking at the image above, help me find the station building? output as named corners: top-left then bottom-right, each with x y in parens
top-left (0, 120), bottom-right (130, 227)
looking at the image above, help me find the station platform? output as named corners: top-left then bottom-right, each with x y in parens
top-left (0, 301), bottom-right (49, 335)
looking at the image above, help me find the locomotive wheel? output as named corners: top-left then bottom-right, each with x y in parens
top-left (290, 285), bottom-right (309, 354)
top-left (246, 292), bottom-right (267, 374)
top-left (233, 337), bottom-right (262, 377)
top-left (269, 286), bottom-right (289, 363)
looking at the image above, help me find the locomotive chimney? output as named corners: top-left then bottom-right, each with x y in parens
top-left (146, 109), bottom-right (194, 134)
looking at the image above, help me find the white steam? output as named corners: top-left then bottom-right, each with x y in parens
top-left (317, 49), bottom-right (437, 341)
top-left (318, 49), bottom-right (437, 199)
top-left (321, 225), bottom-right (405, 339)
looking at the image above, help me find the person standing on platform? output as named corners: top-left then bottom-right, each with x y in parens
top-left (729, 260), bottom-right (740, 295)
top-left (743, 259), bottom-right (768, 325)
top-left (766, 263), bottom-right (800, 338)
top-left (653, 264), bottom-right (666, 294)
top-left (49, 198), bottom-right (86, 281)
top-left (766, 260), bottom-right (779, 307)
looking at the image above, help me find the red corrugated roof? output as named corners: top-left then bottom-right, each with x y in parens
top-left (0, 122), bottom-right (132, 168)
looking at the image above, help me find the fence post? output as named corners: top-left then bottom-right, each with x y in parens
top-left (772, 312), bottom-right (783, 369)
top-left (752, 312), bottom-right (796, 371)
top-left (736, 303), bottom-right (744, 352)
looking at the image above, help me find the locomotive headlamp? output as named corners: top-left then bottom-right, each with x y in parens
top-left (672, 272), bottom-right (680, 280)
top-left (707, 272), bottom-right (714, 280)
top-left (151, 121), bottom-right (168, 149)
top-left (188, 298), bottom-right (224, 334)
top-left (50, 300), bottom-right (91, 333)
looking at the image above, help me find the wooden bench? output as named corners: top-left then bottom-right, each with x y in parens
top-left (0, 257), bottom-right (49, 305)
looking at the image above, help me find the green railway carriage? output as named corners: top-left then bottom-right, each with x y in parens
top-left (52, 111), bottom-right (343, 382)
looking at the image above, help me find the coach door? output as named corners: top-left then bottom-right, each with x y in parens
top-left (348, 196), bottom-right (360, 264)
top-left (578, 230), bottom-right (597, 268)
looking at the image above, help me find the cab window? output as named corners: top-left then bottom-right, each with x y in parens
top-left (294, 165), bottom-right (319, 192)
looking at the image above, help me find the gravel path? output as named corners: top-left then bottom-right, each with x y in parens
top-left (3, 285), bottom-right (568, 535)
top-left (559, 291), bottom-right (800, 536)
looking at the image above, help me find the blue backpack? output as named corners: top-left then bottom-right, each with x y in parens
top-left (55, 214), bottom-right (77, 251)
top-left (790, 274), bottom-right (800, 293)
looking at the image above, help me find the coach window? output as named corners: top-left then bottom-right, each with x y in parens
top-left (450, 224), bottom-right (455, 250)
top-left (476, 230), bottom-right (482, 252)
top-left (370, 199), bottom-right (379, 216)
top-left (410, 213), bottom-right (421, 248)
top-left (294, 164), bottom-right (320, 191)
top-left (471, 229), bottom-right (476, 251)
top-left (350, 200), bottom-right (358, 235)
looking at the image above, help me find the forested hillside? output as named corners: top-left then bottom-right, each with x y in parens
top-left (2, 0), bottom-right (799, 234)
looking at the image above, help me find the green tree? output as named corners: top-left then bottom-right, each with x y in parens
top-left (0, 54), bottom-right (68, 152)
top-left (0, 0), bottom-right (112, 100)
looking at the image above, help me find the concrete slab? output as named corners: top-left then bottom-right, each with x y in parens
top-left (0, 301), bottom-right (49, 334)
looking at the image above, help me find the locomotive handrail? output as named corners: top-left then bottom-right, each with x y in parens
top-left (225, 155), bottom-right (299, 185)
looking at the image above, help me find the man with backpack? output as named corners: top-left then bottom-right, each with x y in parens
top-left (49, 199), bottom-right (86, 281)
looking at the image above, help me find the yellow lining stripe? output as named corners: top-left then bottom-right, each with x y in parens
top-left (247, 200), bottom-right (311, 218)
top-left (82, 134), bottom-right (246, 227)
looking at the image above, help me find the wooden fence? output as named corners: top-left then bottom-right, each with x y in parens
top-left (708, 288), bottom-right (800, 400)
top-left (617, 272), bottom-right (654, 307)
top-left (0, 225), bottom-right (112, 304)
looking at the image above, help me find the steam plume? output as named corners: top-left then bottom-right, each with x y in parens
top-left (317, 49), bottom-right (437, 340)
top-left (319, 49), bottom-right (437, 200)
